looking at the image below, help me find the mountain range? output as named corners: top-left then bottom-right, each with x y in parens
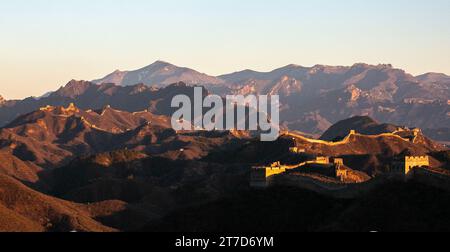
top-left (0, 102), bottom-right (250, 170)
top-left (1, 61), bottom-right (449, 142)
top-left (92, 61), bottom-right (450, 101)
top-left (0, 81), bottom-right (203, 126)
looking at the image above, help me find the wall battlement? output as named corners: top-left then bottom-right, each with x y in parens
top-left (282, 129), bottom-right (412, 148)
top-left (404, 156), bottom-right (430, 175)
top-left (405, 156), bottom-right (429, 162)
top-left (251, 157), bottom-right (348, 188)
top-left (289, 147), bottom-right (306, 154)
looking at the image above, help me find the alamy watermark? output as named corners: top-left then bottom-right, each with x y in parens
top-left (171, 87), bottom-right (280, 141)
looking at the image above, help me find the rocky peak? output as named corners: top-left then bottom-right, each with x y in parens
top-left (63, 103), bottom-right (80, 113)
top-left (346, 85), bottom-right (363, 102)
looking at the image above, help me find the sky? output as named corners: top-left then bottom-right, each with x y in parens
top-left (0, 0), bottom-right (449, 99)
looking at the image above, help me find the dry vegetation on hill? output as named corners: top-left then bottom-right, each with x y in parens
top-left (0, 174), bottom-right (116, 232)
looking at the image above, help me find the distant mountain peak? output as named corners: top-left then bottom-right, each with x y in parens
top-left (419, 72), bottom-right (449, 78)
top-left (283, 64), bottom-right (305, 69)
top-left (52, 80), bottom-right (94, 98)
top-left (152, 60), bottom-right (172, 66)
top-left (138, 60), bottom-right (175, 71)
top-left (93, 61), bottom-right (224, 87)
top-left (416, 72), bottom-right (450, 83)
top-left (0, 95), bottom-right (5, 105)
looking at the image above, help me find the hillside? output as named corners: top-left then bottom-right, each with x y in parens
top-left (288, 130), bottom-right (444, 159)
top-left (44, 149), bottom-right (251, 230)
top-left (424, 128), bottom-right (450, 143)
top-left (0, 151), bottom-right (43, 187)
top-left (0, 174), bottom-right (115, 232)
top-left (0, 104), bottom-right (174, 168)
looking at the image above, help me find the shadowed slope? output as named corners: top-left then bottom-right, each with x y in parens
top-left (0, 174), bottom-right (116, 232)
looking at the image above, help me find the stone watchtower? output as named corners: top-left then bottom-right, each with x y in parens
top-left (404, 156), bottom-right (430, 175)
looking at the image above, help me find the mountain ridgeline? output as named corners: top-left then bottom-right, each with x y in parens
top-left (1, 61), bottom-right (449, 142)
top-left (0, 81), bottom-right (204, 127)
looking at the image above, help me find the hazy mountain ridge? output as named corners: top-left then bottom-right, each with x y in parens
top-left (1, 62), bottom-right (449, 141)
top-left (92, 61), bottom-right (450, 102)
top-left (221, 63), bottom-right (450, 101)
top-left (416, 72), bottom-right (450, 84)
top-left (0, 81), bottom-right (202, 127)
top-left (91, 61), bottom-right (449, 137)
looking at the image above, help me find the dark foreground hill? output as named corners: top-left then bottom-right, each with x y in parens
top-left (140, 181), bottom-right (450, 232)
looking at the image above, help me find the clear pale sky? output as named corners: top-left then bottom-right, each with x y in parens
top-left (1, 0), bottom-right (449, 99)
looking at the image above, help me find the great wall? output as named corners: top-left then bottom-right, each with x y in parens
top-left (251, 130), bottom-right (450, 198)
top-left (281, 128), bottom-right (422, 146)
